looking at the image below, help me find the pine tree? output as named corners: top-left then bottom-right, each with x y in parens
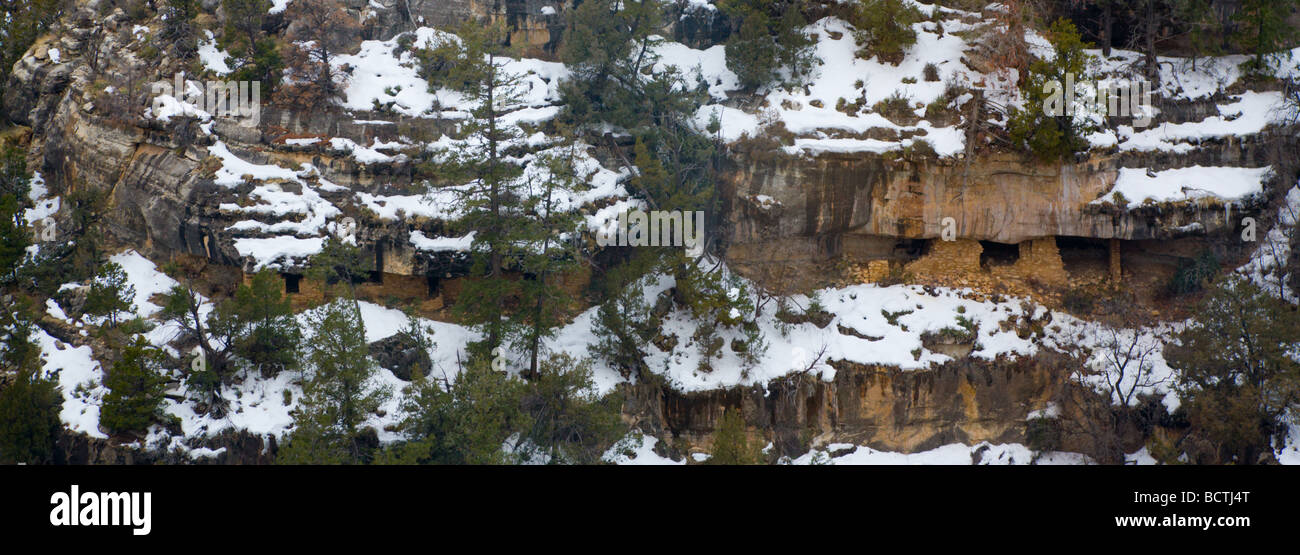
top-left (280, 299), bottom-right (390, 464)
top-left (228, 269), bottom-right (301, 377)
top-left (419, 21), bottom-right (531, 363)
top-left (100, 337), bottom-right (168, 436)
top-left (83, 261), bottom-right (136, 328)
top-left (519, 352), bottom-right (624, 464)
top-left (223, 0), bottom-right (282, 93)
top-left (720, 0), bottom-right (814, 89)
top-left (1168, 276), bottom-right (1300, 464)
top-left (512, 138), bottom-right (584, 379)
top-left (728, 11), bottom-right (781, 90)
top-left (1008, 18), bottom-right (1096, 161)
top-left (275, 0), bottom-right (358, 110)
top-left (1233, 0), bottom-right (1299, 71)
top-left (0, 298), bottom-right (61, 465)
top-left (590, 253), bottom-right (656, 378)
top-left (559, 0), bottom-right (664, 127)
top-left (161, 0), bottom-right (200, 61)
top-left (388, 356), bottom-right (526, 464)
top-left (64, 187), bottom-right (108, 281)
top-left (222, 0), bottom-right (271, 58)
top-left (1176, 0), bottom-right (1225, 69)
top-left (848, 0), bottom-right (923, 65)
top-left (0, 367), bottom-right (63, 464)
top-left (707, 408), bottom-right (762, 464)
top-left (0, 193), bottom-right (29, 282)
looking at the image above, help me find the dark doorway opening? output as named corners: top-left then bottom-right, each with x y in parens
top-left (426, 274), bottom-right (440, 298)
top-left (979, 241), bottom-right (1019, 268)
top-left (282, 273), bottom-right (301, 294)
top-left (370, 243), bottom-right (385, 283)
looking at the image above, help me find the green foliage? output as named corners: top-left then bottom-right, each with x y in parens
top-left (1233, 0), bottom-right (1299, 71)
top-left (280, 299), bottom-right (391, 464)
top-left (510, 138), bottom-right (586, 377)
top-left (414, 27), bottom-right (484, 94)
top-left (385, 357), bottom-right (527, 465)
top-left (161, 0), bottom-right (200, 61)
top-left (14, 185), bottom-right (106, 295)
top-left (720, 0), bottom-right (815, 89)
top-left (222, 0), bottom-right (271, 55)
top-left (0, 0), bottom-right (63, 102)
top-left (1168, 277), bottom-right (1300, 464)
top-left (64, 188), bottom-right (108, 281)
top-left (417, 21), bottom-right (577, 367)
top-left (307, 237), bottom-right (368, 293)
top-left (590, 253), bottom-right (658, 378)
top-left (559, 0), bottom-right (665, 126)
top-left (0, 144), bottom-right (31, 201)
top-left (1166, 249), bottom-right (1220, 295)
top-left (518, 352), bottom-right (626, 464)
top-left (1177, 0), bottom-right (1225, 62)
top-left (1025, 415), bottom-right (1061, 453)
top-left (83, 261), bottom-right (136, 328)
top-left (221, 0), bottom-right (281, 93)
top-left (707, 409), bottom-right (762, 464)
top-left (1008, 18), bottom-right (1095, 161)
top-left (100, 337), bottom-right (168, 436)
top-left (0, 367), bottom-right (62, 464)
top-left (0, 193), bottom-right (29, 281)
top-left (1, 297), bottom-right (42, 373)
top-left (848, 0), bottom-right (922, 64)
top-left (0, 302), bottom-right (55, 467)
top-left (227, 269), bottom-right (301, 376)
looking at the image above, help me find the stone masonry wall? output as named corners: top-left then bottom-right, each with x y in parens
top-left (904, 239), bottom-right (983, 278)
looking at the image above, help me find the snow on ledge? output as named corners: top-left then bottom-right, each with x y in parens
top-left (1094, 166), bottom-right (1273, 209)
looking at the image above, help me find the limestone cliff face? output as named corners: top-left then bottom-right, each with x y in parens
top-left (624, 351), bottom-right (1071, 457)
top-left (724, 137), bottom-right (1295, 267)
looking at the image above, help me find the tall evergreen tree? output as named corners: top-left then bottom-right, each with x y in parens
top-left (228, 269), bottom-right (301, 377)
top-left (512, 138), bottom-right (584, 379)
top-left (707, 408), bottom-right (762, 465)
top-left (0, 193), bottom-right (29, 282)
top-left (1168, 277), bottom-right (1300, 464)
top-left (280, 299), bottom-right (390, 464)
top-left (1233, 0), bottom-right (1299, 71)
top-left (719, 0), bottom-right (814, 89)
top-left (0, 298), bottom-right (61, 465)
top-left (83, 261), bottom-right (136, 328)
top-left (419, 21), bottom-right (530, 363)
top-left (387, 356), bottom-right (526, 464)
top-left (519, 352), bottom-right (624, 464)
top-left (100, 337), bottom-right (168, 436)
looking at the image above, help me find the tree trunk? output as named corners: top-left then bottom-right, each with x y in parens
top-left (1100, 2), bottom-right (1113, 57)
top-left (1145, 0), bottom-right (1159, 83)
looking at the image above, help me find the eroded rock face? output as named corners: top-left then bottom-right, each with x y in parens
top-left (725, 148), bottom-right (1278, 254)
top-left (625, 351), bottom-right (1071, 458)
top-left (53, 429), bottom-right (277, 465)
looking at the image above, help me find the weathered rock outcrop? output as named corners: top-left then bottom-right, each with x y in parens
top-left (624, 351), bottom-right (1071, 458)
